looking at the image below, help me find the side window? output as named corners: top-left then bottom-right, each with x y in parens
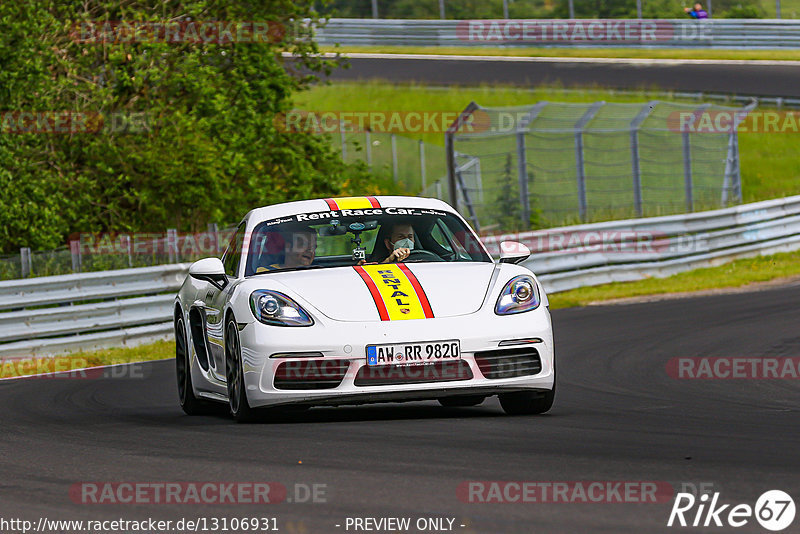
top-left (430, 221), bottom-right (454, 253)
top-left (221, 224), bottom-right (246, 277)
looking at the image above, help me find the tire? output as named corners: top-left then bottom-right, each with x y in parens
top-left (175, 315), bottom-right (215, 415)
top-left (438, 395), bottom-right (486, 407)
top-left (225, 317), bottom-right (259, 423)
top-left (499, 364), bottom-right (556, 415)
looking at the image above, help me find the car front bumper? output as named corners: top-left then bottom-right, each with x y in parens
top-left (232, 306), bottom-right (555, 408)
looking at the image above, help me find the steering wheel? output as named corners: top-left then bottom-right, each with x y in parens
top-left (403, 249), bottom-right (445, 263)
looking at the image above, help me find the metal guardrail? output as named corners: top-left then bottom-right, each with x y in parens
top-left (484, 195), bottom-right (800, 292)
top-left (0, 265), bottom-right (189, 359)
top-left (4, 195), bottom-right (800, 358)
top-left (315, 18), bottom-right (800, 49)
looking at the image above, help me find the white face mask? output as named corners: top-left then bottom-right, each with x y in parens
top-left (393, 237), bottom-right (414, 250)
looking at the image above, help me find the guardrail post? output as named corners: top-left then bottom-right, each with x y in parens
top-left (574, 102), bottom-right (604, 222)
top-left (20, 247), bottom-right (31, 278)
top-left (391, 133), bottom-right (398, 183)
top-left (419, 140), bottom-right (426, 191)
top-left (630, 101), bottom-right (657, 218)
top-left (70, 241), bottom-right (82, 273)
top-left (167, 228), bottom-right (178, 263)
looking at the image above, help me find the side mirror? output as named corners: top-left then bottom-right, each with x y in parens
top-left (498, 241), bottom-right (530, 264)
top-left (189, 257), bottom-right (228, 290)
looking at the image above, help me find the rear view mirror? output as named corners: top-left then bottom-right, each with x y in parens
top-left (498, 241), bottom-right (531, 264)
top-left (189, 257), bottom-right (228, 289)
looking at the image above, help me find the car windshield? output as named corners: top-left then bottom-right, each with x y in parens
top-left (244, 207), bottom-right (491, 276)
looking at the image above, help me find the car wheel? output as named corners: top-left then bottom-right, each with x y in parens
top-left (225, 317), bottom-right (258, 423)
top-left (175, 315), bottom-right (214, 415)
top-left (438, 395), bottom-right (486, 407)
top-left (499, 364), bottom-right (556, 415)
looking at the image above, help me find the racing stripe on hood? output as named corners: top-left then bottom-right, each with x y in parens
top-left (353, 264), bottom-right (434, 320)
top-left (324, 196), bottom-right (381, 210)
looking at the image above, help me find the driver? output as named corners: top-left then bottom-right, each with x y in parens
top-left (256, 226), bottom-right (317, 272)
top-left (380, 223), bottom-right (415, 263)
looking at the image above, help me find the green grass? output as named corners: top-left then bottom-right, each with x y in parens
top-left (0, 340), bottom-right (174, 378)
top-left (325, 45), bottom-right (800, 62)
top-left (548, 248), bottom-right (800, 309)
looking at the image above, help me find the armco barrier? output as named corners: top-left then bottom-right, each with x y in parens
top-left (3, 195), bottom-right (800, 358)
top-left (314, 18), bottom-right (800, 49)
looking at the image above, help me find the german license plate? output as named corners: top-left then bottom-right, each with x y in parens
top-left (366, 340), bottom-right (461, 367)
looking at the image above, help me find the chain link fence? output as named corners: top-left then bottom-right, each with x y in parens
top-left (435, 99), bottom-right (754, 233)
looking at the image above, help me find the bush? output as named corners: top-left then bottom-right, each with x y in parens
top-left (0, 1), bottom-right (378, 253)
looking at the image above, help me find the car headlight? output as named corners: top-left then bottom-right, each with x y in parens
top-left (495, 275), bottom-right (541, 315)
top-left (250, 290), bottom-right (314, 327)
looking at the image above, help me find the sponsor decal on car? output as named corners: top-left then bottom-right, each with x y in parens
top-left (323, 196), bottom-right (381, 211)
top-left (354, 264), bottom-right (434, 321)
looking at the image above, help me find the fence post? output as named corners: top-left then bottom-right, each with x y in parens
top-left (365, 130), bottom-right (372, 168)
top-left (574, 102), bottom-right (604, 222)
top-left (568, 0), bottom-right (575, 18)
top-left (391, 133), bottom-right (398, 183)
top-left (167, 228), bottom-right (178, 263)
top-left (208, 223), bottom-right (220, 256)
top-left (371, 0), bottom-right (379, 18)
top-left (503, 0), bottom-right (509, 18)
top-left (419, 140), bottom-right (426, 192)
top-left (122, 235), bottom-right (133, 267)
top-left (682, 104), bottom-right (711, 212)
top-left (20, 247), bottom-right (31, 278)
top-left (515, 102), bottom-right (548, 228)
top-left (340, 121), bottom-right (347, 161)
top-left (439, 0), bottom-right (446, 19)
top-left (70, 240), bottom-right (82, 273)
top-left (446, 102), bottom-right (479, 213)
top-left (630, 101), bottom-right (657, 218)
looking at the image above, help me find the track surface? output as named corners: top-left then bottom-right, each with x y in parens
top-left (2, 283), bottom-right (798, 533)
top-left (329, 55), bottom-right (800, 98)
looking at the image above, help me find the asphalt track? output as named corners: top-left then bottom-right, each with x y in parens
top-left (328, 54), bottom-right (800, 98)
top-left (2, 282), bottom-right (799, 533)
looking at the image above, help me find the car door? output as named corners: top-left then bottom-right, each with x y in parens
top-left (204, 222), bottom-right (245, 381)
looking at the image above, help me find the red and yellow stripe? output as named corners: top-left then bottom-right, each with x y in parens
top-left (354, 263), bottom-right (434, 321)
top-left (324, 196), bottom-right (381, 211)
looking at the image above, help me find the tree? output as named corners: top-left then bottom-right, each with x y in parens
top-left (0, 1), bottom-right (376, 252)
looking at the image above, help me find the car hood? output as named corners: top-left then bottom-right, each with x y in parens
top-left (267, 262), bottom-right (496, 322)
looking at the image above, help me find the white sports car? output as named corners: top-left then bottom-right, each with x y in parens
top-left (174, 196), bottom-right (555, 422)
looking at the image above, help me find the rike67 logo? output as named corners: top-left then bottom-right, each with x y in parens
top-left (668, 490), bottom-right (795, 531)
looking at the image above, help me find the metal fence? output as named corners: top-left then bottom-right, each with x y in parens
top-left (1, 226), bottom-right (234, 281)
top-left (329, 129), bottom-right (447, 193)
top-left (436, 99), bottom-right (754, 232)
top-left (315, 18), bottom-right (800, 48)
top-left (4, 194), bottom-right (800, 358)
